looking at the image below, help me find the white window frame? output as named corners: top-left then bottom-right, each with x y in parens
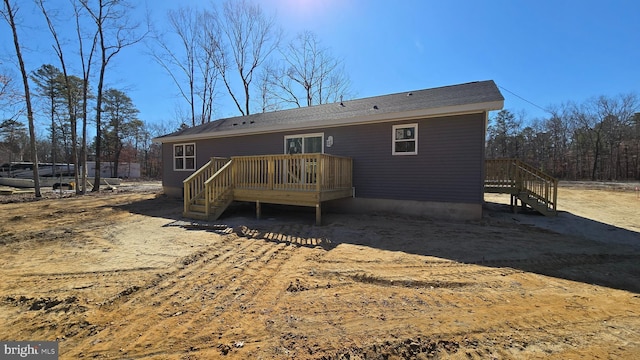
top-left (284, 133), bottom-right (324, 154)
top-left (173, 143), bottom-right (196, 171)
top-left (392, 123), bottom-right (418, 155)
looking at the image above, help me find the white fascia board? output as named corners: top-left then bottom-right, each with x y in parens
top-left (152, 100), bottom-right (504, 144)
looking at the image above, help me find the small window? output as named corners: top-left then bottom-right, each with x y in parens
top-left (174, 143), bottom-right (196, 171)
top-left (284, 133), bottom-right (324, 154)
top-left (392, 124), bottom-right (418, 155)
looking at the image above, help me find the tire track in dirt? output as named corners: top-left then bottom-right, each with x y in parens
top-left (1, 268), bottom-right (162, 304)
top-left (234, 225), bottom-right (508, 357)
top-left (68, 232), bottom-right (301, 359)
top-left (238, 223), bottom-right (640, 359)
top-left (280, 274), bottom-right (636, 359)
top-left (255, 223), bottom-right (640, 359)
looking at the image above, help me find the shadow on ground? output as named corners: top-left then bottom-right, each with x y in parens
top-left (118, 197), bottom-right (640, 294)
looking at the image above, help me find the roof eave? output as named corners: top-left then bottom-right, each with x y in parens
top-left (152, 100), bottom-right (504, 144)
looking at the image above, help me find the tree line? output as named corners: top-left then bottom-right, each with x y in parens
top-left (1, 67), bottom-right (150, 179)
top-left (1, 0), bottom-right (351, 196)
top-left (486, 93), bottom-right (640, 181)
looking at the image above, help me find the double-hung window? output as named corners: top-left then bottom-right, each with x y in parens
top-left (284, 133), bottom-right (324, 154)
top-left (174, 143), bottom-right (195, 171)
top-left (392, 124), bottom-right (418, 155)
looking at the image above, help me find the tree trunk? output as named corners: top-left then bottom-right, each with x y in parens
top-left (114, 147), bottom-right (121, 178)
top-left (4, 0), bottom-right (41, 197)
top-left (93, 40), bottom-right (107, 191)
top-left (591, 137), bottom-right (601, 181)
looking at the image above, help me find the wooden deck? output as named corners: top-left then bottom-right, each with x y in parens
top-left (184, 154), bottom-right (353, 224)
top-left (485, 158), bottom-right (558, 216)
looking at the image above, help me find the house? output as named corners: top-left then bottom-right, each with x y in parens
top-left (153, 80), bottom-right (505, 223)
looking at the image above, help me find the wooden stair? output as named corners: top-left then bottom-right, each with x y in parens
top-left (517, 190), bottom-right (556, 216)
top-left (183, 157), bottom-right (234, 221)
top-left (485, 159), bottom-right (558, 216)
top-left (184, 190), bottom-right (234, 221)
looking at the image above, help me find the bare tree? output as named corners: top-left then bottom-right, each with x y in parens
top-left (197, 10), bottom-right (219, 124)
top-left (1, 0), bottom-right (41, 197)
top-left (0, 72), bottom-right (15, 104)
top-left (256, 65), bottom-right (280, 113)
top-left (80, 0), bottom-right (146, 191)
top-left (151, 6), bottom-right (219, 127)
top-left (212, 0), bottom-right (280, 116)
top-left (596, 94), bottom-right (638, 180)
top-left (73, 0), bottom-right (99, 193)
top-left (0, 71), bottom-right (23, 120)
top-left (538, 104), bottom-right (571, 178)
top-left (267, 30), bottom-right (351, 108)
top-left (37, 0), bottom-right (85, 192)
top-left (569, 94), bottom-right (639, 180)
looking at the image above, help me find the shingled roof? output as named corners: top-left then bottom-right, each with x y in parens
top-left (154, 80), bottom-right (504, 143)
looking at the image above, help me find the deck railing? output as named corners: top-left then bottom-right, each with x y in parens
top-left (485, 158), bottom-right (558, 213)
top-left (232, 153), bottom-right (352, 192)
top-left (204, 160), bottom-right (234, 217)
top-left (183, 157), bottom-right (229, 214)
top-left (184, 154), bottom-right (353, 220)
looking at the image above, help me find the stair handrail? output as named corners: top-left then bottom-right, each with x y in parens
top-left (490, 158), bottom-right (557, 213)
top-left (513, 159), bottom-right (558, 213)
top-left (183, 157), bottom-right (229, 215)
top-left (485, 159), bottom-right (558, 214)
top-left (203, 159), bottom-right (234, 218)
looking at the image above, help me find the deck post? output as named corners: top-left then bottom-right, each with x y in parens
top-left (316, 154), bottom-right (322, 193)
top-left (268, 158), bottom-right (274, 190)
top-left (315, 203), bottom-right (321, 225)
top-left (256, 200), bottom-right (261, 220)
top-left (184, 186), bottom-right (189, 215)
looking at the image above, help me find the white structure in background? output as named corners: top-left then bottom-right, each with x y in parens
top-left (0, 162), bottom-right (75, 178)
top-left (86, 162), bottom-right (140, 179)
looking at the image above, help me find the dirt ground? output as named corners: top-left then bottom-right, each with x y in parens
top-left (1, 182), bottom-right (639, 359)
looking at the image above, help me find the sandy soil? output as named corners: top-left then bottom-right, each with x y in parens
top-left (1, 182), bottom-right (639, 359)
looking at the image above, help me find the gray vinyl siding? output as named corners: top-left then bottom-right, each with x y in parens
top-left (324, 113), bottom-right (485, 203)
top-left (162, 132), bottom-right (284, 189)
top-left (162, 113), bottom-right (486, 204)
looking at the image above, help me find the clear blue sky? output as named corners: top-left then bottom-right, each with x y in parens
top-left (2, 0), bottom-right (639, 133)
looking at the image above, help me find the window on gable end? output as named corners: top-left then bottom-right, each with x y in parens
top-left (174, 143), bottom-right (196, 171)
top-left (392, 124), bottom-right (418, 155)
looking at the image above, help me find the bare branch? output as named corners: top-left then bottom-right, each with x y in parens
top-left (149, 6), bottom-right (219, 126)
top-left (265, 30), bottom-right (351, 108)
top-left (214, 0), bottom-right (281, 116)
